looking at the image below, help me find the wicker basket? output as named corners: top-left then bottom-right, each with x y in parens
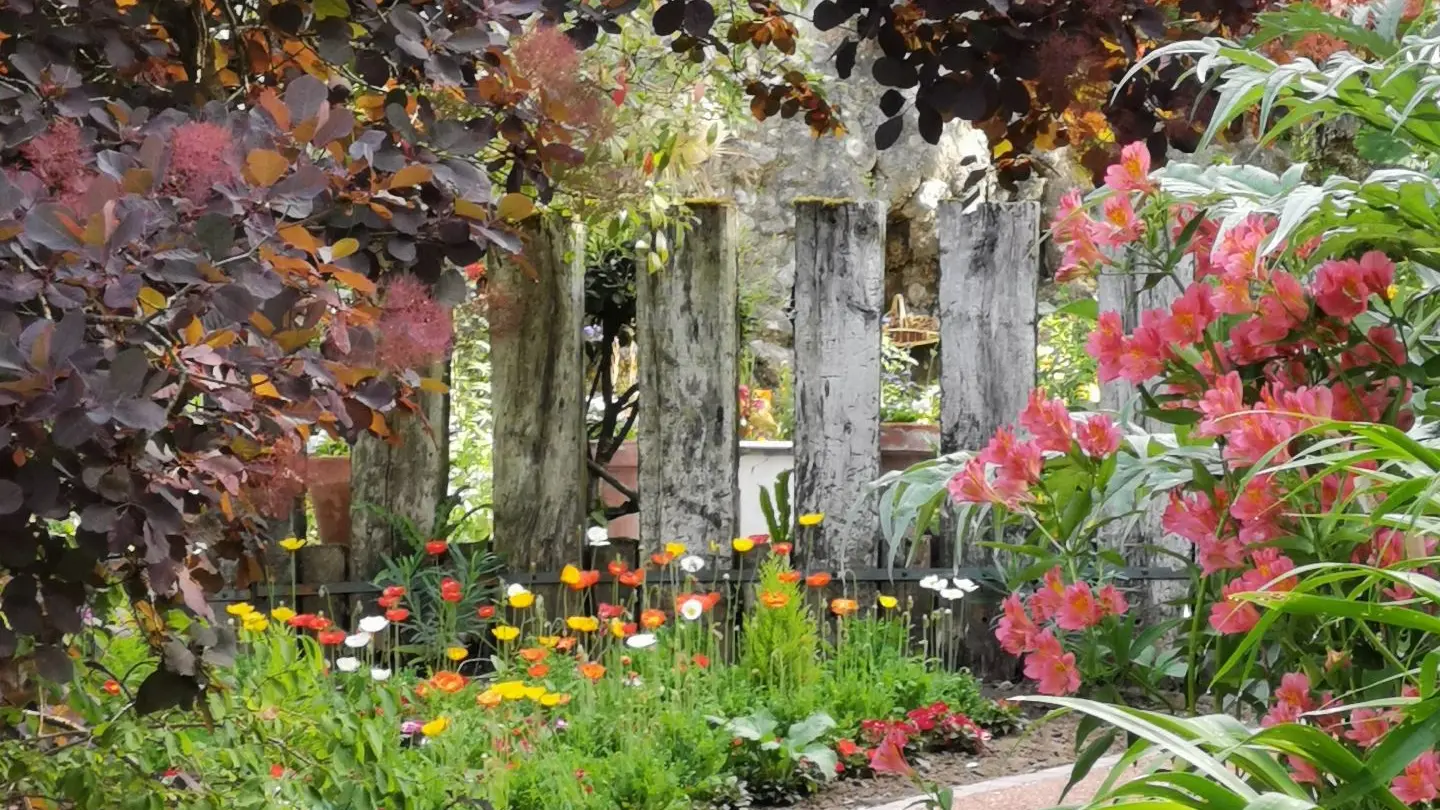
top-left (883, 295), bottom-right (938, 348)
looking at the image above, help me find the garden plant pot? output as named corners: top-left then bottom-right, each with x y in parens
top-left (879, 422), bottom-right (941, 474)
top-left (307, 455), bottom-right (352, 547)
top-left (595, 441), bottom-right (639, 541)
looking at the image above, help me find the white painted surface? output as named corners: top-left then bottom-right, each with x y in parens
top-left (737, 441), bottom-right (794, 537)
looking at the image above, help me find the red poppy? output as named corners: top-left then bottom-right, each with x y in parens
top-left (477, 604), bottom-right (496, 619)
top-left (618, 569), bottom-right (645, 588)
top-left (378, 595), bottom-right (399, 609)
top-left (385, 607), bottom-right (410, 622)
top-left (440, 577), bottom-right (462, 603)
top-left (382, 585), bottom-right (406, 599)
top-left (700, 592), bottom-right (722, 610)
top-left (308, 615), bottom-right (332, 631)
top-left (772, 542), bottom-right (793, 556)
top-left (606, 560), bottom-right (628, 577)
top-left (286, 613), bottom-right (317, 629)
top-left (651, 552), bottom-right (674, 567)
top-left (597, 603), bottom-right (626, 620)
top-left (692, 654), bottom-right (710, 669)
top-left (316, 629), bottom-right (346, 646)
top-left (567, 570), bottom-right (601, 591)
top-left (837, 739), bottom-right (860, 758)
top-left (425, 539), bottom-right (449, 556)
top-left (805, 572), bottom-right (832, 588)
top-left (622, 622), bottom-right (637, 637)
top-left (103, 679), bottom-right (121, 696)
top-left (640, 609), bottom-right (666, 629)
top-left (778, 571), bottom-right (802, 585)
top-left (270, 764), bottom-right (285, 778)
top-left (747, 533), bottom-right (770, 545)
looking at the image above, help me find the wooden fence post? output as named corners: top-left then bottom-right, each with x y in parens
top-left (1098, 264), bottom-right (1195, 622)
top-left (937, 201), bottom-right (1040, 679)
top-left (793, 200), bottom-right (884, 571)
top-left (489, 219), bottom-right (588, 572)
top-left (636, 202), bottom-right (738, 553)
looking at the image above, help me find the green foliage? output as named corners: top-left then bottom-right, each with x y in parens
top-left (718, 709), bottom-right (838, 802)
top-left (1038, 291), bottom-right (1100, 406)
top-left (758, 470), bottom-right (793, 547)
top-left (449, 301), bottom-right (495, 541)
top-left (740, 555), bottom-right (820, 697)
top-left (881, 336), bottom-right (940, 424)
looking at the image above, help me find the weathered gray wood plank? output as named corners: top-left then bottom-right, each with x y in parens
top-left (937, 201), bottom-right (1040, 680)
top-left (636, 203), bottom-right (739, 553)
top-left (793, 200), bottom-right (884, 571)
top-left (489, 219), bottom-right (588, 572)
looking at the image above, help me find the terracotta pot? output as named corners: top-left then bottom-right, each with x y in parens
top-left (306, 456), bottom-right (352, 547)
top-left (879, 422), bottom-right (940, 474)
top-left (594, 441), bottom-right (639, 540)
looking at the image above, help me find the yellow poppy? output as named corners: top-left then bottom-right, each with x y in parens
top-left (509, 591), bottom-right (535, 609)
top-left (522, 685), bottom-right (547, 701)
top-left (539, 692), bottom-right (568, 707)
top-left (878, 594), bottom-right (899, 610)
top-left (477, 689), bottom-right (502, 708)
top-left (798, 513), bottom-right (825, 527)
top-left (537, 635), bottom-right (560, 648)
top-left (421, 717), bottom-right (449, 737)
top-left (609, 618), bottom-right (626, 639)
top-left (493, 681), bottom-right (526, 700)
top-left (560, 565), bottom-right (581, 586)
top-left (270, 606), bottom-right (297, 622)
top-left (664, 542), bottom-right (686, 557)
top-left (225, 603), bottom-right (254, 617)
top-left (242, 614), bottom-right (269, 632)
top-left (731, 537), bottom-right (754, 553)
top-left (566, 616), bottom-right (599, 633)
top-left (445, 646), bottom-right (468, 662)
top-left (492, 625), bottom-right (520, 642)
top-left (279, 537), bottom-right (307, 552)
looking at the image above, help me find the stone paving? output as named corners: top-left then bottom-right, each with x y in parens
top-left (859, 755), bottom-right (1127, 810)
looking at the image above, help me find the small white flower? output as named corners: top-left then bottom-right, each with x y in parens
top-left (586, 526), bottom-right (610, 547)
top-left (335, 656), bottom-right (360, 673)
top-left (952, 578), bottom-right (979, 593)
top-left (344, 632), bottom-right (372, 649)
top-left (919, 575), bottom-right (945, 591)
top-left (506, 582), bottom-right (530, 598)
top-left (626, 633), bottom-right (657, 649)
top-left (358, 615), bottom-right (389, 634)
top-left (679, 554), bottom-right (706, 574)
top-left (370, 667), bottom-right (391, 682)
top-left (624, 673), bottom-right (644, 687)
top-left (939, 588), bottom-right (966, 601)
top-left (679, 598), bottom-right (704, 622)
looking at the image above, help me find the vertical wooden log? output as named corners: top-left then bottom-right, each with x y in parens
top-left (489, 219), bottom-right (588, 572)
top-left (349, 361), bottom-right (449, 582)
top-left (1098, 263), bottom-right (1195, 622)
top-left (636, 202), bottom-right (738, 553)
top-left (937, 201), bottom-right (1040, 679)
top-left (793, 200), bottom-right (884, 571)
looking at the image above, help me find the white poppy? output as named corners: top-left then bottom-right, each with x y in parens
top-left (370, 667), bottom-right (391, 682)
top-left (625, 633), bottom-right (657, 649)
top-left (335, 656), bottom-right (360, 673)
top-left (358, 615), bottom-right (389, 634)
top-left (506, 582), bottom-right (530, 598)
top-left (679, 598), bottom-right (704, 622)
top-left (624, 673), bottom-right (644, 687)
top-left (679, 555), bottom-right (706, 573)
top-left (344, 632), bottom-right (372, 649)
top-left (952, 578), bottom-right (979, 593)
top-left (586, 526), bottom-right (610, 547)
top-left (918, 575), bottom-right (945, 591)
top-left (939, 588), bottom-right (966, 601)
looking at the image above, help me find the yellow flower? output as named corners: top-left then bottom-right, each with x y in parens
top-left (522, 685), bottom-right (547, 701)
top-left (566, 616), bottom-right (599, 633)
top-left (537, 635), bottom-right (560, 648)
top-left (492, 625), bottom-right (520, 642)
top-left (539, 692), bottom-right (567, 707)
top-left (225, 602), bottom-right (254, 617)
top-left (798, 513), bottom-right (825, 527)
top-left (1386, 284), bottom-right (1399, 301)
top-left (421, 717), bottom-right (449, 737)
top-left (477, 689), bottom-right (503, 708)
top-left (560, 565), bottom-right (581, 586)
top-left (446, 646), bottom-right (468, 662)
top-left (664, 542), bottom-right (686, 557)
top-left (731, 537), bottom-right (754, 553)
top-left (509, 591), bottom-right (535, 609)
top-left (271, 606), bottom-right (297, 623)
top-left (494, 681), bottom-right (526, 700)
top-left (242, 614), bottom-right (269, 633)
top-left (878, 594), bottom-right (899, 610)
top-left (279, 537), bottom-right (307, 552)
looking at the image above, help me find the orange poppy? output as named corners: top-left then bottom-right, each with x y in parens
top-left (640, 609), bottom-right (666, 629)
top-left (556, 637), bottom-right (577, 653)
top-left (778, 571), bottom-right (802, 584)
top-left (692, 653), bottom-right (711, 669)
top-left (527, 663), bottom-right (550, 678)
top-left (568, 570), bottom-right (600, 591)
top-left (418, 671), bottom-right (468, 696)
top-left (805, 572), bottom-right (832, 588)
top-left (651, 551), bottom-right (675, 566)
top-left (518, 647), bottom-right (549, 663)
top-left (760, 591), bottom-right (791, 609)
top-left (830, 598), bottom-right (859, 617)
top-left (618, 569), bottom-right (646, 587)
top-left (772, 542), bottom-right (792, 556)
top-left (607, 560), bottom-right (629, 577)
top-left (579, 662), bottom-right (606, 682)
top-left (699, 592), bottom-right (722, 610)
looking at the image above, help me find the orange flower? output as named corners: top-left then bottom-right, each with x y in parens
top-left (778, 571), bottom-right (802, 584)
top-left (830, 598), bottom-right (859, 617)
top-left (418, 671), bottom-right (468, 696)
top-left (579, 662), bottom-right (606, 682)
top-left (699, 592), bottom-right (722, 610)
top-left (760, 591), bottom-right (790, 609)
top-left (527, 663), bottom-right (550, 678)
top-left (567, 570), bottom-right (600, 591)
top-left (477, 689), bottom-right (503, 708)
top-left (556, 637), bottom-right (577, 653)
top-left (805, 572), bottom-right (832, 588)
top-left (692, 653), bottom-right (710, 669)
top-left (518, 647), bottom-right (549, 663)
top-left (607, 560), bottom-right (628, 577)
top-left (772, 542), bottom-right (793, 556)
top-left (618, 569), bottom-right (645, 588)
top-left (651, 551), bottom-right (675, 566)
top-left (640, 608), bottom-right (666, 629)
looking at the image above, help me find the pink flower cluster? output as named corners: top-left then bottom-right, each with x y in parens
top-left (1054, 143), bottom-right (1154, 281)
top-left (375, 275), bottom-right (454, 372)
top-left (166, 121), bottom-right (238, 204)
top-left (20, 118), bottom-right (94, 209)
top-left (996, 568), bottom-right (1128, 695)
top-left (858, 702), bottom-right (987, 753)
top-left (947, 390), bottom-right (1120, 510)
